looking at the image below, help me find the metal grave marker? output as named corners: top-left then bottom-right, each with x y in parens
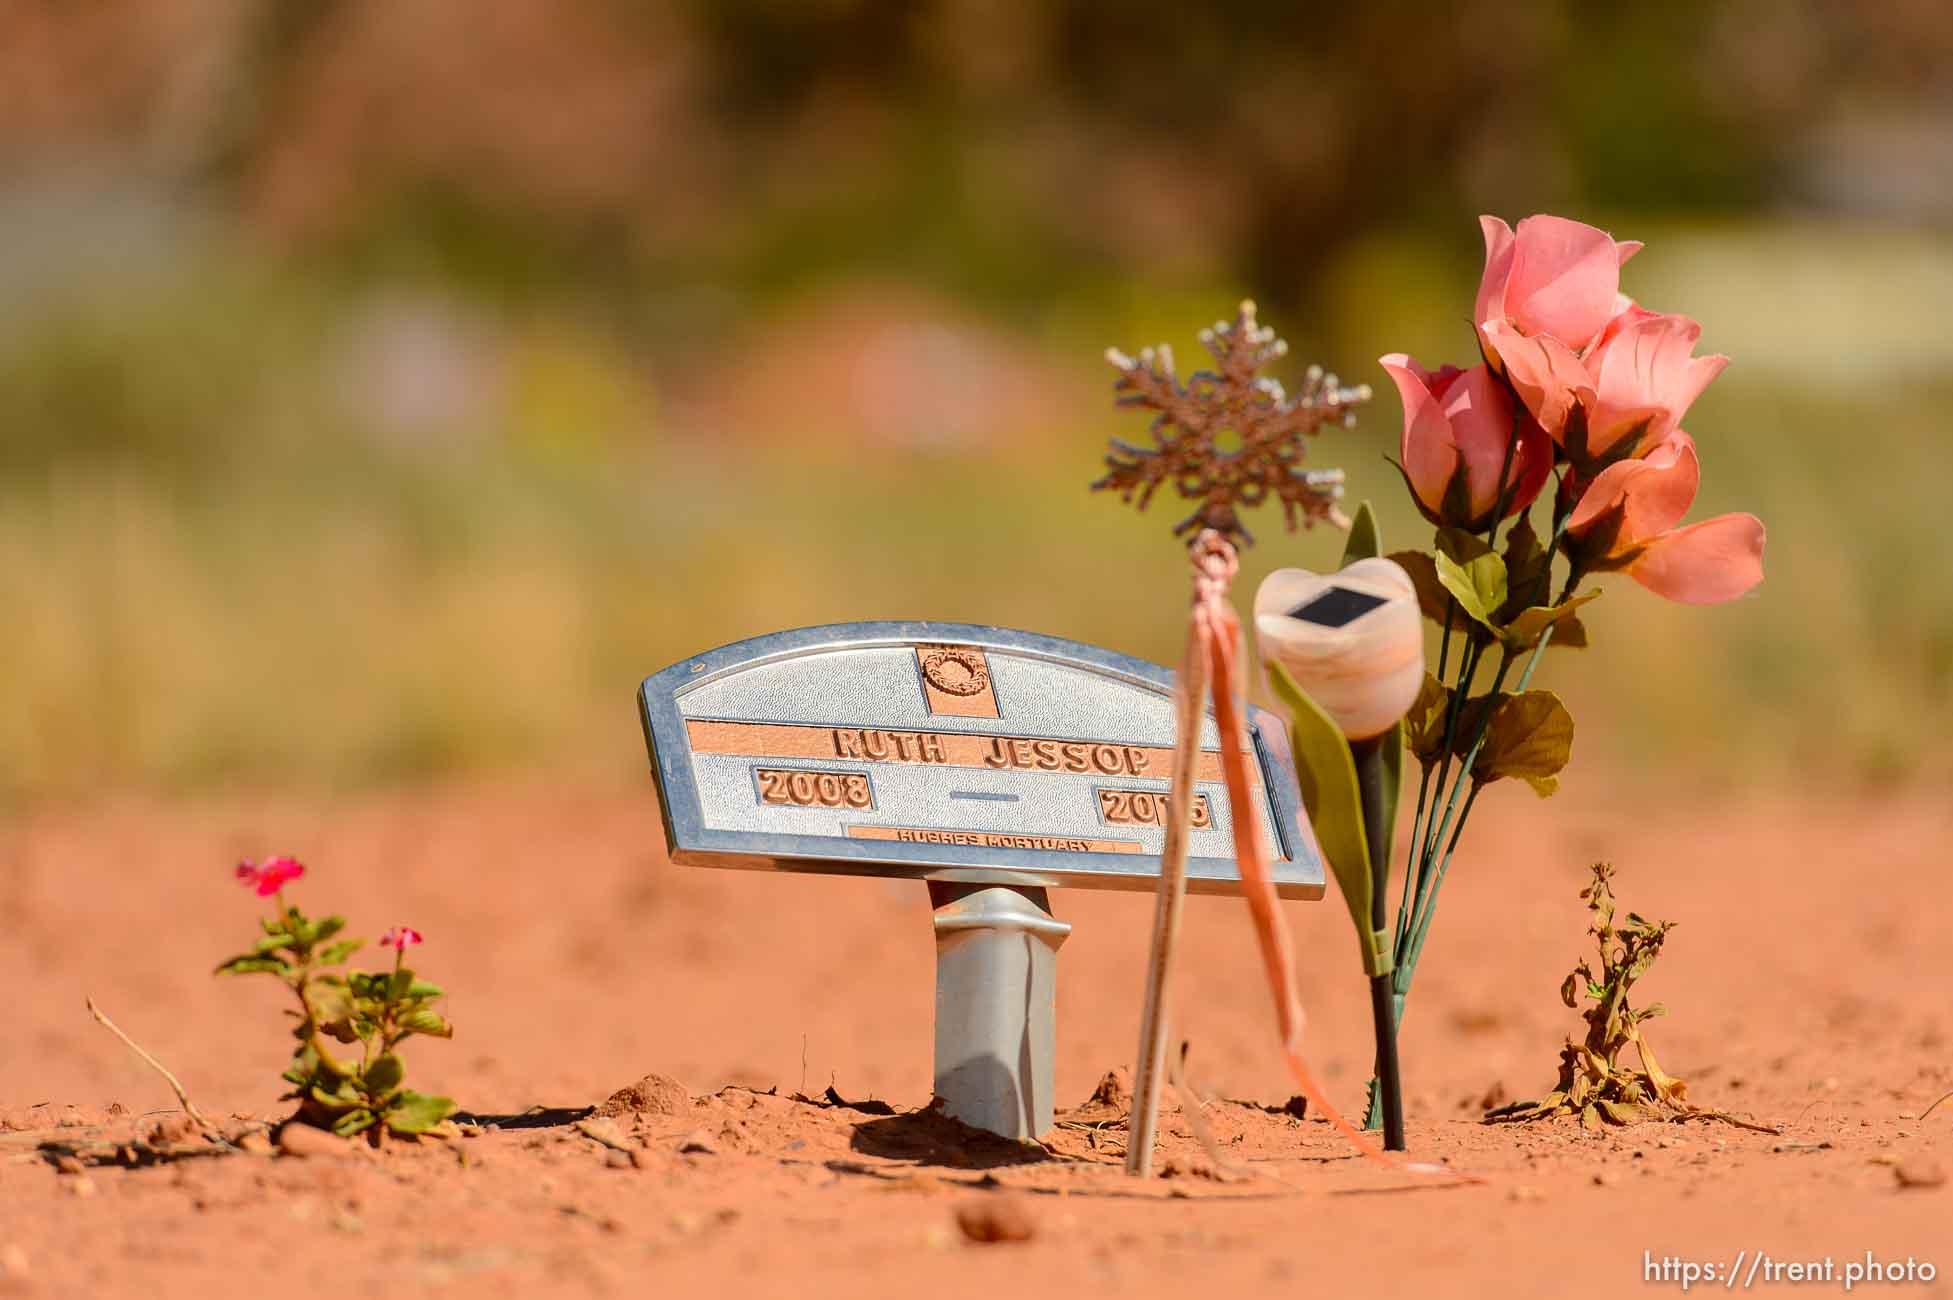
top-left (639, 621), bottom-right (1324, 1139)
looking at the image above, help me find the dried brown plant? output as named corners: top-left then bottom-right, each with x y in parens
top-left (1486, 863), bottom-right (1776, 1133)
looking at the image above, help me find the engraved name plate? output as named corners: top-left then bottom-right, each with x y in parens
top-left (639, 621), bottom-right (1325, 898)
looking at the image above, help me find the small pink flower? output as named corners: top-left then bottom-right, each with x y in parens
top-left (235, 857), bottom-right (305, 897)
top-left (379, 927), bottom-right (423, 951)
top-left (1565, 431), bottom-right (1765, 604)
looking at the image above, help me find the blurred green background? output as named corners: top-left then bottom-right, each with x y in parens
top-left (3, 0), bottom-right (1950, 802)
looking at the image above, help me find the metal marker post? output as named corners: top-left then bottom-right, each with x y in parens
top-left (929, 882), bottom-right (1070, 1140)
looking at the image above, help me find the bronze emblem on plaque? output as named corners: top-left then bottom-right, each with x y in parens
top-left (915, 644), bottom-right (999, 718)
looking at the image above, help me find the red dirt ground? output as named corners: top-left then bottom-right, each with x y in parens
top-left (2, 777), bottom-right (1948, 1298)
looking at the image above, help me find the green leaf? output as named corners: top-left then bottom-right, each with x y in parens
top-left (317, 940), bottom-right (364, 966)
top-left (309, 1082), bottom-right (363, 1113)
top-left (363, 1054), bottom-right (405, 1098)
top-left (1553, 614), bottom-right (1590, 649)
top-left (399, 1009), bottom-right (453, 1038)
top-left (1265, 660), bottom-right (1378, 975)
top-left (251, 933), bottom-right (295, 955)
top-left (281, 1044), bottom-right (320, 1087)
top-left (388, 969), bottom-right (414, 1003)
top-left (1341, 500), bottom-right (1382, 565)
top-left (331, 1110), bottom-right (375, 1138)
top-left (1496, 512), bottom-right (1550, 621)
top-left (1403, 673), bottom-right (1451, 768)
top-left (214, 955), bottom-right (291, 977)
top-left (292, 915), bottom-right (345, 948)
top-left (406, 980), bottom-right (445, 999)
top-left (1471, 690), bottom-right (1575, 796)
top-left (1498, 589), bottom-right (1601, 651)
top-left (385, 1091), bottom-right (456, 1135)
top-left (305, 981), bottom-right (357, 1024)
top-left (1432, 529), bottom-right (1507, 630)
top-left (1387, 550), bottom-right (1474, 634)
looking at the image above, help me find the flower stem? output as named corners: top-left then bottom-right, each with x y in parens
top-left (1392, 496), bottom-right (1576, 1011)
top-left (1401, 781), bottom-right (1483, 984)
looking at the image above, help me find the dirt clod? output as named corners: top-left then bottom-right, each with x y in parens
top-left (147, 1115), bottom-right (197, 1145)
top-left (1894, 1158), bottom-right (1946, 1189)
top-left (954, 1194), bottom-right (1036, 1244)
top-left (236, 1132), bottom-right (275, 1157)
top-left (599, 1073), bottom-right (691, 1119)
top-left (676, 1131), bottom-right (717, 1155)
top-left (1086, 1068), bottom-right (1132, 1112)
top-left (275, 1124), bottom-right (352, 1159)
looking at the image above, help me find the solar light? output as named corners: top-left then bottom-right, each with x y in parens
top-left (1254, 556), bottom-right (1423, 1150)
top-left (1253, 558), bottom-right (1423, 742)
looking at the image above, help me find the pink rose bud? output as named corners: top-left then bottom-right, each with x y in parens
top-left (380, 927), bottom-right (424, 951)
top-left (1565, 432), bottom-right (1765, 604)
top-left (1378, 355), bottom-right (1551, 531)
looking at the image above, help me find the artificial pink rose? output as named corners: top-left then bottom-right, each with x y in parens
top-left (1590, 294), bottom-right (1661, 354)
top-left (1564, 432), bottom-right (1764, 604)
top-left (1380, 354), bottom-right (1552, 531)
top-left (1477, 321), bottom-right (1594, 440)
top-left (379, 926), bottom-right (423, 950)
top-left (1475, 215), bottom-right (1642, 435)
top-left (1569, 310), bottom-right (1729, 470)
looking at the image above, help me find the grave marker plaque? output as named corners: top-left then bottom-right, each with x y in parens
top-left (641, 621), bottom-right (1323, 897)
top-left (639, 621), bottom-right (1325, 1138)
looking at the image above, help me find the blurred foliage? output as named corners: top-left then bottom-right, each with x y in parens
top-left (0, 0), bottom-right (1950, 798)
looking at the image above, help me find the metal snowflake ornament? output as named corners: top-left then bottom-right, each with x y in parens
top-left (1092, 300), bottom-right (1370, 547)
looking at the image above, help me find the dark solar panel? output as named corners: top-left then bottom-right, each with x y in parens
top-left (1288, 585), bottom-right (1388, 628)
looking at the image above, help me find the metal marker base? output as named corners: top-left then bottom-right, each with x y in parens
top-left (928, 882), bottom-right (1071, 1140)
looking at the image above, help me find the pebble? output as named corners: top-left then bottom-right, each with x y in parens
top-left (1894, 1159), bottom-right (1946, 1189)
top-left (276, 1124), bottom-right (353, 1159)
top-left (605, 1149), bottom-right (640, 1171)
top-left (954, 1194), bottom-right (1036, 1244)
top-left (676, 1131), bottom-right (717, 1156)
top-left (235, 1132), bottom-right (275, 1157)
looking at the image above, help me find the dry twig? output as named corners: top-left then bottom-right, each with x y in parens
top-left (85, 996), bottom-right (213, 1130)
